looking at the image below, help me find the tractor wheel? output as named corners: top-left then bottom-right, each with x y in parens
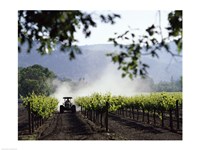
top-left (60, 105), bottom-right (64, 113)
top-left (71, 105), bottom-right (76, 113)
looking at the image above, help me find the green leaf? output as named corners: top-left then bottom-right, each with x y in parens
top-left (129, 73), bottom-right (133, 79)
top-left (122, 73), bottom-right (126, 78)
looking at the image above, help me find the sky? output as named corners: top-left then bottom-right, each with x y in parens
top-left (74, 10), bottom-right (170, 45)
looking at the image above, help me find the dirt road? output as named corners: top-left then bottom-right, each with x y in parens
top-left (38, 112), bottom-right (110, 140)
top-left (18, 107), bottom-right (182, 140)
top-left (37, 112), bottom-right (181, 140)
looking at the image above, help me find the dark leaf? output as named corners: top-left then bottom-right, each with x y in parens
top-left (129, 73), bottom-right (133, 79)
top-left (143, 64), bottom-right (149, 68)
top-left (131, 33), bottom-right (135, 38)
top-left (69, 51), bottom-right (75, 60)
top-left (164, 44), bottom-right (169, 51)
top-left (177, 39), bottom-right (182, 54)
top-left (122, 73), bottom-right (126, 78)
top-left (113, 14), bottom-right (121, 18)
top-left (108, 38), bottom-right (113, 42)
top-left (119, 44), bottom-right (123, 48)
top-left (124, 37), bottom-right (129, 40)
top-left (85, 31), bottom-right (91, 37)
top-left (18, 46), bottom-right (21, 53)
top-left (112, 55), bottom-right (119, 63)
top-left (122, 66), bottom-right (127, 72)
top-left (151, 51), bottom-right (159, 58)
top-left (124, 30), bottom-right (129, 35)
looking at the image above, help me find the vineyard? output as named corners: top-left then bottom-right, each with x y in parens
top-left (18, 92), bottom-right (182, 140)
top-left (75, 92), bottom-right (182, 132)
top-left (21, 93), bottom-right (58, 134)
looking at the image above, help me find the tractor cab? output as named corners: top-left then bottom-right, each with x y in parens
top-left (60, 97), bottom-right (76, 113)
top-left (63, 97), bottom-right (72, 109)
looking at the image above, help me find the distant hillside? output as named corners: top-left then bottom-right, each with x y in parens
top-left (18, 43), bottom-right (182, 83)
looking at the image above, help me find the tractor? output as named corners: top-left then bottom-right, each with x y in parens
top-left (59, 97), bottom-right (76, 113)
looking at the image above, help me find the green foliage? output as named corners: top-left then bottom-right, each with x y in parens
top-left (107, 10), bottom-right (182, 79)
top-left (18, 11), bottom-right (120, 59)
top-left (18, 64), bottom-right (56, 97)
top-left (18, 10), bottom-right (182, 79)
top-left (75, 92), bottom-right (182, 112)
top-left (21, 92), bottom-right (59, 119)
top-left (167, 11), bottom-right (182, 53)
top-left (75, 92), bottom-right (111, 110)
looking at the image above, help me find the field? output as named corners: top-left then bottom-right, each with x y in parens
top-left (18, 92), bottom-right (182, 140)
top-left (18, 108), bottom-right (181, 140)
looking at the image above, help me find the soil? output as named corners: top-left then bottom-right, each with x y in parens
top-left (18, 104), bottom-right (182, 140)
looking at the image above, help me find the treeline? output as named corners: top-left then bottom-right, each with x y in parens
top-left (152, 77), bottom-right (182, 92)
top-left (18, 64), bottom-right (182, 97)
top-left (136, 76), bottom-right (182, 92)
top-left (18, 64), bottom-right (56, 97)
top-left (18, 64), bottom-right (80, 98)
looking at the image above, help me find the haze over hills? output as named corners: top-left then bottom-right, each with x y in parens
top-left (18, 43), bottom-right (182, 83)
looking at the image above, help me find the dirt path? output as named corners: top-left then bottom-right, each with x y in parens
top-left (18, 107), bottom-right (182, 140)
top-left (38, 112), bottom-right (109, 140)
top-left (38, 112), bottom-right (181, 140)
top-left (107, 113), bottom-right (182, 140)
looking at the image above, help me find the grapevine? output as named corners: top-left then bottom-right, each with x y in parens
top-left (75, 92), bottom-right (182, 112)
top-left (21, 92), bottom-right (59, 119)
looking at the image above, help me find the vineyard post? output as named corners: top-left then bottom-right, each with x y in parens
top-left (96, 110), bottom-right (99, 124)
top-left (90, 110), bottom-right (92, 121)
top-left (88, 110), bottom-right (90, 120)
top-left (147, 110), bottom-right (150, 124)
top-left (36, 116), bottom-right (38, 128)
top-left (176, 100), bottom-right (179, 130)
top-left (99, 110), bottom-right (101, 124)
top-left (86, 110), bottom-right (88, 119)
top-left (105, 102), bottom-right (109, 132)
top-left (93, 110), bottom-right (95, 122)
top-left (93, 110), bottom-right (96, 123)
top-left (137, 108), bottom-right (139, 121)
top-left (153, 108), bottom-right (156, 125)
top-left (37, 116), bottom-right (39, 128)
top-left (91, 110), bottom-right (93, 121)
top-left (161, 111), bottom-right (164, 127)
top-left (100, 110), bottom-right (103, 128)
top-left (39, 116), bottom-right (42, 126)
top-left (93, 110), bottom-right (95, 123)
top-left (28, 101), bottom-right (32, 134)
top-left (169, 108), bottom-right (173, 130)
top-left (132, 106), bottom-right (134, 120)
top-left (142, 108), bottom-right (145, 122)
top-left (31, 113), bottom-right (34, 133)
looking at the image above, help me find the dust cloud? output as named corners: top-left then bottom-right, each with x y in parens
top-left (50, 64), bottom-right (153, 110)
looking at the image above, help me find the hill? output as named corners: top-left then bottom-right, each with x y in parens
top-left (18, 43), bottom-right (182, 83)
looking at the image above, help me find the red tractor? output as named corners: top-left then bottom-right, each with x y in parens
top-left (60, 97), bottom-right (76, 113)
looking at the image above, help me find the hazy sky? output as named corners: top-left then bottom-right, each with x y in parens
top-left (75, 10), bottom-right (170, 45)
